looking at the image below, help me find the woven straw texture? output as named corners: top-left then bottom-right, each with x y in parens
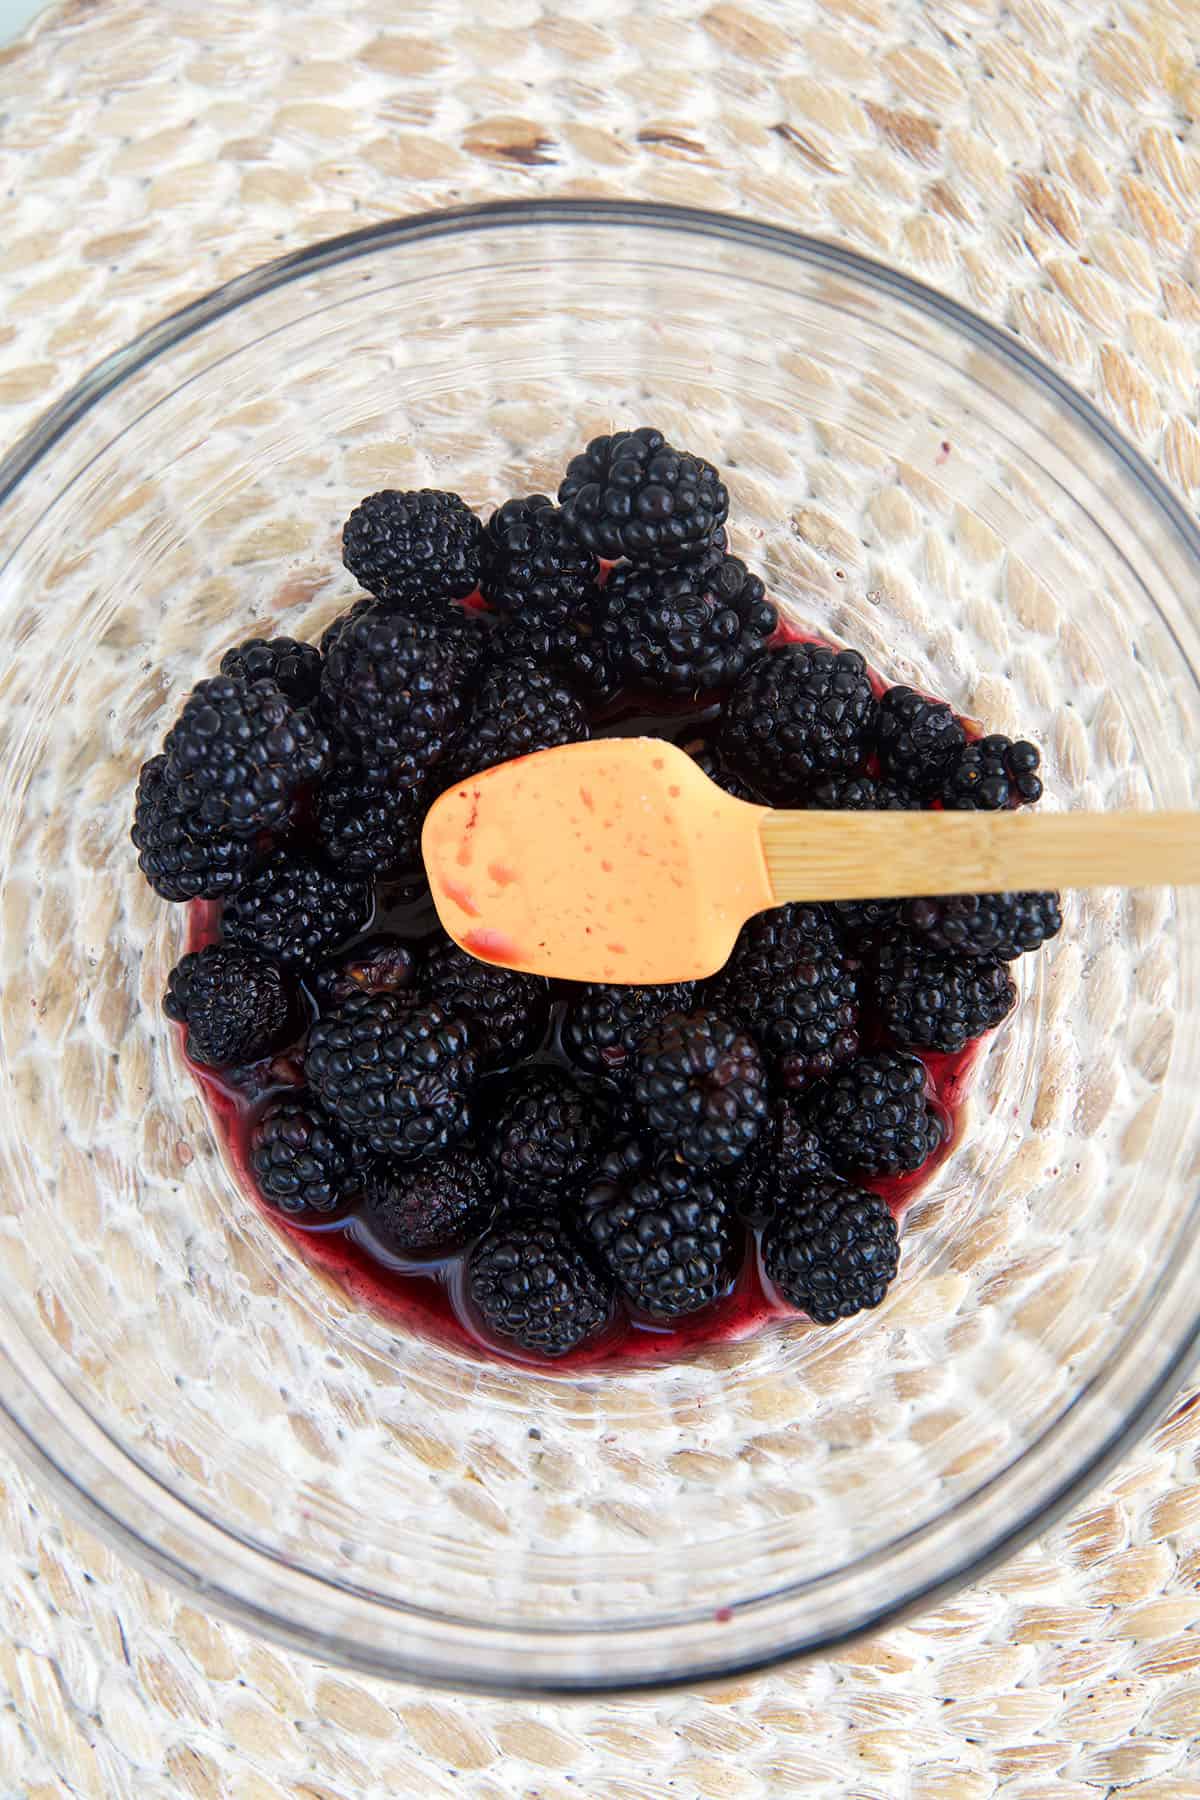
top-left (2, 1), bottom-right (1200, 1794)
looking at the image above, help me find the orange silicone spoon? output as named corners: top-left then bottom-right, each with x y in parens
top-left (422, 737), bottom-right (1200, 984)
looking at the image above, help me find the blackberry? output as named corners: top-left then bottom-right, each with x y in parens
top-left (592, 554), bottom-right (777, 696)
top-left (342, 489), bottom-right (485, 611)
top-left (451, 657), bottom-right (588, 780)
top-left (710, 901), bottom-right (840, 971)
top-left (131, 755), bottom-right (258, 901)
top-left (162, 676), bottom-right (329, 839)
top-left (680, 522), bottom-right (731, 577)
top-left (322, 595), bottom-right (489, 676)
top-left (314, 757), bottom-right (425, 876)
top-left (876, 685), bottom-right (966, 796)
top-left (763, 1177), bottom-right (900, 1323)
top-left (250, 1095), bottom-right (367, 1216)
top-left (740, 950), bottom-right (860, 1091)
top-left (903, 890), bottom-right (1062, 961)
top-left (805, 766), bottom-right (921, 943)
top-left (808, 1051), bottom-right (943, 1178)
top-left (480, 494), bottom-right (600, 626)
top-left (557, 620), bottom-right (624, 706)
top-left (219, 635), bottom-right (322, 706)
top-left (320, 602), bottom-right (468, 787)
top-left (422, 936), bottom-right (549, 1068)
top-left (562, 980), bottom-right (697, 1083)
top-left (164, 944), bottom-right (296, 1068)
top-left (808, 773), bottom-right (920, 811)
top-left (494, 612), bottom-right (623, 707)
top-left (306, 990), bottom-right (477, 1160)
top-left (810, 773), bottom-right (914, 932)
top-left (365, 1147), bottom-right (495, 1253)
top-left (581, 1139), bottom-right (737, 1317)
top-left (490, 1069), bottom-right (606, 1199)
top-left (720, 645), bottom-right (877, 801)
top-left (706, 908), bottom-right (858, 1090)
top-left (559, 426), bottom-right (729, 568)
top-left (735, 1098), bottom-right (832, 1228)
top-left (633, 1010), bottom-right (768, 1170)
top-left (876, 939), bottom-right (1017, 1053)
top-left (433, 604), bottom-right (496, 682)
top-left (223, 852), bottom-right (371, 969)
top-left (831, 898), bottom-right (903, 940)
top-left (469, 1210), bottom-right (613, 1357)
top-left (492, 614), bottom-right (571, 667)
top-left (312, 937), bottom-right (418, 1008)
top-left (319, 596), bottom-right (374, 658)
top-left (941, 735), bottom-right (1043, 810)
top-left (685, 740), bottom-right (761, 802)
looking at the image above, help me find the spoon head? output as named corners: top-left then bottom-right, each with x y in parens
top-left (422, 738), bottom-right (773, 982)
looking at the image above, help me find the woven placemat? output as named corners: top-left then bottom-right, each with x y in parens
top-left (2, 1), bottom-right (1200, 1793)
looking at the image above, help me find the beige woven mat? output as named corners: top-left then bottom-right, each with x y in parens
top-left (2, 0), bottom-right (1200, 1793)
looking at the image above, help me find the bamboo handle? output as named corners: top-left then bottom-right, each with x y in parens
top-left (759, 809), bottom-right (1200, 902)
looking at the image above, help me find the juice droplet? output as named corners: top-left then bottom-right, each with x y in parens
top-left (461, 927), bottom-right (522, 965)
top-left (442, 880), bottom-right (478, 917)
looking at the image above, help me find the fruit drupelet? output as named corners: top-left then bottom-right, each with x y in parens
top-left (134, 430), bottom-right (1061, 1365)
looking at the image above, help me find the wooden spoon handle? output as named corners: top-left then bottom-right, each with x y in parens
top-left (759, 808), bottom-right (1200, 903)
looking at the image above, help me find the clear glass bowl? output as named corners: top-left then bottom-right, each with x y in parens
top-left (1, 200), bottom-right (1198, 1695)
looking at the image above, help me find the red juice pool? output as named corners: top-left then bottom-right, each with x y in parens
top-left (179, 614), bottom-right (989, 1372)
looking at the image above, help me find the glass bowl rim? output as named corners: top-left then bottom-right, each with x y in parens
top-left (1, 197), bottom-right (1198, 1696)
